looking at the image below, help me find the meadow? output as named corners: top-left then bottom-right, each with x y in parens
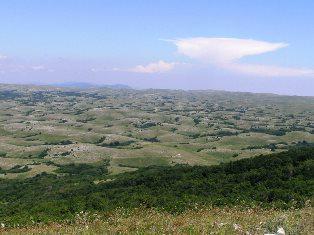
top-left (0, 84), bottom-right (313, 179)
top-left (2, 206), bottom-right (313, 234)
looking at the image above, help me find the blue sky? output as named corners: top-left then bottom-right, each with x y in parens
top-left (0, 0), bottom-right (313, 95)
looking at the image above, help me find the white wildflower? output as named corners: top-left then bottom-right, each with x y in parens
top-left (277, 227), bottom-right (285, 235)
top-left (264, 227), bottom-right (285, 235)
top-left (233, 223), bottom-right (241, 230)
top-left (218, 222), bottom-right (225, 227)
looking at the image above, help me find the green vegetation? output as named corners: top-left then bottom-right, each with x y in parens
top-left (0, 147), bottom-right (313, 227)
top-left (0, 151), bottom-right (7, 157)
top-left (99, 140), bottom-right (135, 148)
top-left (115, 156), bottom-right (169, 168)
top-left (0, 84), bottom-right (313, 177)
top-left (3, 206), bottom-right (313, 234)
top-left (56, 161), bottom-right (109, 176)
top-left (0, 85), bottom-right (313, 233)
top-left (0, 165), bottom-right (31, 174)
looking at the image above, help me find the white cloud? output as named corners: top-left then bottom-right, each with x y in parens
top-left (172, 37), bottom-right (288, 63)
top-left (170, 37), bottom-right (314, 77)
top-left (129, 60), bottom-right (177, 73)
top-left (0, 54), bottom-right (8, 60)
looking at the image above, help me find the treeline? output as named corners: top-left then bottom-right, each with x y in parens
top-left (0, 147), bottom-right (313, 226)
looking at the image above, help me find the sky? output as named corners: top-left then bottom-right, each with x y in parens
top-left (0, 0), bottom-right (314, 96)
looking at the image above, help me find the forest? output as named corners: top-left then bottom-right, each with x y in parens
top-left (0, 146), bottom-right (313, 226)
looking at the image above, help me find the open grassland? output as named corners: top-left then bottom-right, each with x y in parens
top-left (0, 84), bottom-right (313, 179)
top-left (2, 206), bottom-right (313, 235)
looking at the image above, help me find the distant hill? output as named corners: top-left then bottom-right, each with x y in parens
top-left (52, 82), bottom-right (132, 89)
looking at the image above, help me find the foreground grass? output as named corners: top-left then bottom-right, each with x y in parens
top-left (2, 206), bottom-right (313, 235)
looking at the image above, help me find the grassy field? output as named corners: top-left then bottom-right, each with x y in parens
top-left (2, 206), bottom-right (313, 234)
top-left (0, 84), bottom-right (313, 179)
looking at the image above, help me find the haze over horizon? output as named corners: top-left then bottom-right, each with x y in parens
top-left (0, 0), bottom-right (314, 95)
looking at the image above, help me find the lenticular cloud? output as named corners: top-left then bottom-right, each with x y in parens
top-left (170, 37), bottom-right (314, 77)
top-left (172, 37), bottom-right (288, 63)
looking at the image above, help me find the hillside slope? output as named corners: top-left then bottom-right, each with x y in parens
top-left (0, 147), bottom-right (313, 226)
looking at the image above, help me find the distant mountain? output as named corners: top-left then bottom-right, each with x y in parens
top-left (52, 82), bottom-right (132, 89)
top-left (104, 84), bottom-right (132, 89)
